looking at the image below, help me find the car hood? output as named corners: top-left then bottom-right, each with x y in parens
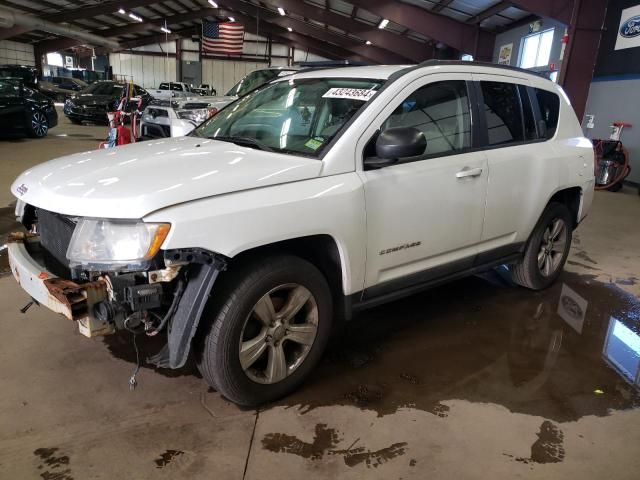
top-left (11, 136), bottom-right (322, 219)
top-left (71, 94), bottom-right (116, 106)
top-left (176, 95), bottom-right (237, 109)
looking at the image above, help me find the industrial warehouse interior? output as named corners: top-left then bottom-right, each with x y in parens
top-left (0, 0), bottom-right (639, 479)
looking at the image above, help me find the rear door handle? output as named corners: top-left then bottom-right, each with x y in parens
top-left (456, 167), bottom-right (483, 179)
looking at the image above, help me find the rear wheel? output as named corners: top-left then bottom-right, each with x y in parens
top-left (196, 255), bottom-right (333, 406)
top-left (509, 202), bottom-right (573, 290)
top-left (27, 111), bottom-right (48, 138)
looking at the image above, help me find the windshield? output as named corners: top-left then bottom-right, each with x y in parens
top-left (0, 78), bottom-right (22, 97)
top-left (193, 77), bottom-right (384, 157)
top-left (226, 69), bottom-right (286, 97)
top-left (82, 82), bottom-right (123, 96)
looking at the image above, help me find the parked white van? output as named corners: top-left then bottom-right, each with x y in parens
top-left (8, 61), bottom-right (594, 406)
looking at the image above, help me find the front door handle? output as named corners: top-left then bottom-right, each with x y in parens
top-left (456, 167), bottom-right (483, 179)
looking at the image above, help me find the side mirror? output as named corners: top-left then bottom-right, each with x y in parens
top-left (364, 127), bottom-right (427, 169)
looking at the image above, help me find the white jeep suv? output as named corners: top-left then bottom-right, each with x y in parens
top-left (8, 61), bottom-right (594, 406)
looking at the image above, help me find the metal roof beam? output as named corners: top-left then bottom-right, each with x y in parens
top-left (264, 0), bottom-right (434, 62)
top-left (222, 0), bottom-right (409, 64)
top-left (432, 0), bottom-right (454, 14)
top-left (348, 0), bottom-right (495, 60)
top-left (467, 1), bottom-right (514, 25)
top-left (510, 0), bottom-right (573, 24)
top-left (0, 0), bottom-right (169, 40)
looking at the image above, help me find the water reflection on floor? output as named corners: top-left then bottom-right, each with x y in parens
top-left (280, 269), bottom-right (640, 421)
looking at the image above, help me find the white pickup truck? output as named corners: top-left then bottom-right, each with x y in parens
top-left (141, 67), bottom-right (296, 138)
top-left (147, 81), bottom-right (192, 100)
top-left (8, 61), bottom-right (594, 407)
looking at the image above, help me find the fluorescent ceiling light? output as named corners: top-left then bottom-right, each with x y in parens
top-left (118, 8), bottom-right (125, 14)
top-left (208, 0), bottom-right (218, 7)
top-left (378, 18), bottom-right (389, 29)
top-left (287, 27), bottom-right (292, 32)
top-left (129, 13), bottom-right (143, 22)
top-left (228, 16), bottom-right (235, 21)
top-left (278, 7), bottom-right (286, 16)
top-left (365, 40), bottom-right (372, 45)
top-left (161, 27), bottom-right (171, 34)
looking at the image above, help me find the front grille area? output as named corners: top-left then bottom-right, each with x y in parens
top-left (146, 108), bottom-right (169, 118)
top-left (37, 208), bottom-right (76, 278)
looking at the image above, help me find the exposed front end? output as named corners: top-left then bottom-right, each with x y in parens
top-left (8, 204), bottom-right (225, 369)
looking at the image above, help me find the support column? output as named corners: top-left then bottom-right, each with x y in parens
top-left (33, 45), bottom-right (43, 79)
top-left (558, 0), bottom-right (607, 120)
top-left (175, 39), bottom-right (182, 82)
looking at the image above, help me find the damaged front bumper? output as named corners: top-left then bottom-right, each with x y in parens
top-left (7, 232), bottom-right (114, 337)
top-left (8, 231), bottom-right (227, 369)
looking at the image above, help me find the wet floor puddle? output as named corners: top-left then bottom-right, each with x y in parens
top-left (279, 269), bottom-right (640, 421)
top-left (107, 267), bottom-right (640, 423)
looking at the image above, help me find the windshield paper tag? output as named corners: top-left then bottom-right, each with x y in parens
top-left (305, 137), bottom-right (324, 150)
top-left (322, 88), bottom-right (376, 102)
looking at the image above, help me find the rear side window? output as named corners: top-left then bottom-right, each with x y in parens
top-left (534, 88), bottom-right (560, 138)
top-left (518, 85), bottom-right (537, 141)
top-left (382, 80), bottom-right (472, 157)
top-left (480, 81), bottom-right (523, 146)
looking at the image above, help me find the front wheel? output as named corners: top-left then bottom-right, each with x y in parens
top-left (196, 255), bottom-right (333, 406)
top-left (509, 202), bottom-right (573, 290)
top-left (28, 111), bottom-right (49, 138)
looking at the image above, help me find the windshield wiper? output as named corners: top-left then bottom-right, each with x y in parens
top-left (211, 136), bottom-right (274, 152)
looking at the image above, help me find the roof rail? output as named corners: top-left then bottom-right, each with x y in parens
top-left (416, 59), bottom-right (545, 76)
top-left (296, 60), bottom-right (371, 68)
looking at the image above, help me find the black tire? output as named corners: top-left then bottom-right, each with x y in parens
top-left (196, 254), bottom-right (333, 406)
top-left (27, 110), bottom-right (48, 138)
top-left (68, 117), bottom-right (83, 125)
top-left (509, 202), bottom-right (573, 290)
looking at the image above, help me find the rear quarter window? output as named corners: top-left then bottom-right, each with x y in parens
top-left (534, 88), bottom-right (560, 138)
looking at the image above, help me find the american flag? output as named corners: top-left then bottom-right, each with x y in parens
top-left (202, 21), bottom-right (244, 55)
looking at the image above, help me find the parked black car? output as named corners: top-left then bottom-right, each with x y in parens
top-left (63, 80), bottom-right (152, 124)
top-left (0, 78), bottom-right (57, 138)
top-left (0, 64), bottom-right (38, 89)
top-left (39, 76), bottom-right (89, 102)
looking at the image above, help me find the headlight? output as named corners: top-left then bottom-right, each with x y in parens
top-left (176, 107), bottom-right (217, 125)
top-left (66, 219), bottom-right (170, 270)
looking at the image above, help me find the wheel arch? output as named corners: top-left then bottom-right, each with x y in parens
top-left (547, 186), bottom-right (582, 229)
top-left (225, 234), bottom-right (351, 323)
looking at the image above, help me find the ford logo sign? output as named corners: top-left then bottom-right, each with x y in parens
top-left (620, 15), bottom-right (640, 38)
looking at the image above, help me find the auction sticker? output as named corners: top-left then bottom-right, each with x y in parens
top-left (322, 88), bottom-right (376, 101)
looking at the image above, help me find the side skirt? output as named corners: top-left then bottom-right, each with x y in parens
top-left (350, 244), bottom-right (524, 313)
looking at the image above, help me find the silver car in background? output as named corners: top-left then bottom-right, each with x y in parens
top-left (140, 67), bottom-right (296, 138)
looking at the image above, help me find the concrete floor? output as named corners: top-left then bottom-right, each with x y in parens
top-left (0, 109), bottom-right (639, 479)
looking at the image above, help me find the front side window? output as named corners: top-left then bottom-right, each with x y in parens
top-left (481, 81), bottom-right (524, 146)
top-left (381, 80), bottom-right (471, 157)
top-left (193, 77), bottom-right (383, 158)
top-left (519, 29), bottom-right (554, 69)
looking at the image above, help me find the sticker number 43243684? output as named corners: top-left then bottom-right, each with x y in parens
top-left (322, 88), bottom-right (376, 102)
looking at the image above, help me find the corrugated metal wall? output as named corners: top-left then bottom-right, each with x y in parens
top-left (108, 52), bottom-right (269, 93)
top-left (108, 53), bottom-right (177, 88)
top-left (201, 59), bottom-right (269, 94)
top-left (0, 40), bottom-right (35, 66)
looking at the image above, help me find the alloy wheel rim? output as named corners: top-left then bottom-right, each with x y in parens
top-left (239, 283), bottom-right (319, 385)
top-left (537, 217), bottom-right (567, 277)
top-left (32, 112), bottom-right (47, 137)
